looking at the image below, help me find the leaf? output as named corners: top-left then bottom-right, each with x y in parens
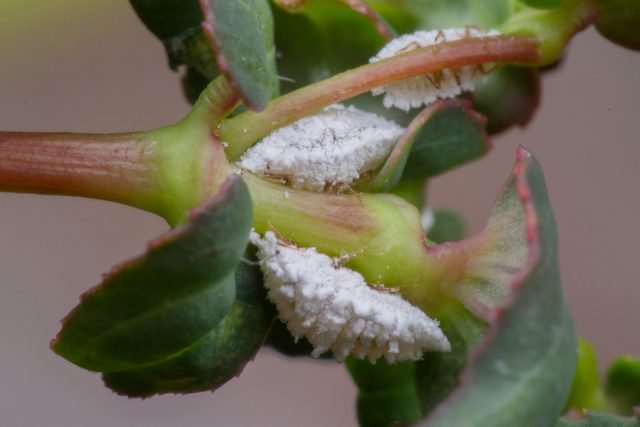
top-left (605, 357), bottom-right (640, 415)
top-left (369, 0), bottom-right (512, 31)
top-left (428, 210), bottom-right (467, 244)
top-left (566, 337), bottom-right (603, 412)
top-left (264, 318), bottom-right (333, 359)
top-left (414, 308), bottom-right (487, 416)
top-left (400, 103), bottom-right (490, 180)
top-left (52, 176), bottom-right (253, 373)
top-left (102, 247), bottom-right (275, 397)
top-left (201, 0), bottom-right (278, 110)
top-left (472, 65), bottom-right (540, 134)
top-left (594, 0), bottom-right (640, 51)
top-left (519, 0), bottom-right (563, 9)
top-left (130, 0), bottom-right (277, 109)
top-left (272, 0), bottom-right (392, 92)
top-left (500, 0), bottom-right (597, 66)
top-left (556, 411), bottom-right (640, 427)
top-left (420, 147), bottom-right (578, 427)
top-left (129, 0), bottom-right (217, 78)
top-left (346, 358), bottom-right (422, 427)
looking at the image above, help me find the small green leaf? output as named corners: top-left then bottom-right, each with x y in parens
top-left (201, 0), bottom-right (278, 111)
top-left (264, 318), bottom-right (333, 358)
top-left (102, 247), bottom-right (275, 397)
top-left (606, 356), bottom-right (640, 415)
top-left (428, 210), bottom-right (467, 244)
top-left (354, 102), bottom-right (484, 192)
top-left (472, 65), bottom-right (540, 134)
top-left (272, 0), bottom-right (392, 92)
top-left (566, 337), bottom-right (603, 412)
top-left (346, 358), bottom-right (422, 427)
top-left (556, 411), bottom-right (640, 427)
top-left (52, 176), bottom-right (253, 373)
top-left (500, 0), bottom-right (597, 66)
top-left (594, 0), bottom-right (640, 51)
top-left (400, 104), bottom-right (490, 180)
top-left (420, 147), bottom-right (578, 427)
top-left (377, 0), bottom-right (512, 31)
top-left (129, 0), bottom-right (217, 78)
top-left (415, 308), bottom-right (487, 415)
top-left (519, 0), bottom-right (563, 9)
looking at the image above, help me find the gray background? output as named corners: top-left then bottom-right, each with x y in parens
top-left (0, 1), bottom-right (638, 426)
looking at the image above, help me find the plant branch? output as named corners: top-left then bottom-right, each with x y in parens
top-left (0, 131), bottom-right (163, 210)
top-left (220, 34), bottom-right (540, 159)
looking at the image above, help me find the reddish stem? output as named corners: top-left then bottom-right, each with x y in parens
top-left (0, 132), bottom-right (162, 213)
top-left (220, 35), bottom-right (540, 159)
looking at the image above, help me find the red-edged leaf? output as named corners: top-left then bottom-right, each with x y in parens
top-left (52, 176), bottom-right (252, 373)
top-left (421, 147), bottom-right (578, 427)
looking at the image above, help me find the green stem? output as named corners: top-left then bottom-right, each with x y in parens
top-left (0, 124), bottom-right (231, 225)
top-left (242, 170), bottom-right (443, 299)
top-left (501, 0), bottom-right (597, 65)
top-left (220, 34), bottom-right (540, 159)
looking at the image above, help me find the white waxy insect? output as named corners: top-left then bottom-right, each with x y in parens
top-left (250, 231), bottom-right (451, 363)
top-left (370, 28), bottom-right (502, 111)
top-left (237, 104), bottom-right (404, 192)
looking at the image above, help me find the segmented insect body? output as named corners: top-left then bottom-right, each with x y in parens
top-left (370, 28), bottom-right (501, 111)
top-left (250, 231), bottom-right (450, 363)
top-left (237, 104), bottom-right (404, 192)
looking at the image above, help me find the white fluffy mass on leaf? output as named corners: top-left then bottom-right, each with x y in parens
top-left (250, 231), bottom-right (450, 363)
top-left (237, 104), bottom-right (404, 191)
top-left (370, 28), bottom-right (501, 111)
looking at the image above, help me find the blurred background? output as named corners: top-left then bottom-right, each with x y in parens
top-left (0, 1), bottom-right (638, 426)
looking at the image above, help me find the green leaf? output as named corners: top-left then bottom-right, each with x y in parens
top-left (428, 210), bottom-right (467, 244)
top-left (264, 318), bottom-right (333, 358)
top-left (129, 0), bottom-right (217, 78)
top-left (346, 358), bottom-right (422, 427)
top-left (374, 0), bottom-right (512, 30)
top-left (594, 0), bottom-right (640, 51)
top-left (52, 176), bottom-right (253, 373)
top-left (500, 0), bottom-right (597, 66)
top-left (367, 101), bottom-right (484, 192)
top-left (102, 247), bottom-right (275, 397)
top-left (400, 103), bottom-right (490, 180)
top-left (518, 0), bottom-right (563, 9)
top-left (201, 0), bottom-right (278, 110)
top-left (606, 356), bottom-right (640, 415)
top-left (472, 65), bottom-right (540, 134)
top-left (272, 0), bottom-right (392, 92)
top-left (566, 337), bottom-right (603, 412)
top-left (130, 0), bottom-right (277, 109)
top-left (415, 308), bottom-right (487, 415)
top-left (420, 147), bottom-right (578, 427)
top-left (556, 411), bottom-right (640, 427)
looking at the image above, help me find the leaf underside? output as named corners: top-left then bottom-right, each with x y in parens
top-left (556, 411), bottom-right (640, 427)
top-left (52, 176), bottom-right (253, 378)
top-left (103, 247), bottom-right (275, 397)
top-left (421, 147), bottom-right (578, 427)
top-left (348, 147), bottom-right (578, 427)
top-left (130, 0), bottom-right (277, 110)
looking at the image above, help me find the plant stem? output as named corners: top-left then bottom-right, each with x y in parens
top-left (220, 35), bottom-right (540, 159)
top-left (0, 131), bottom-right (162, 210)
top-left (242, 170), bottom-right (443, 296)
top-left (0, 125), bottom-right (231, 225)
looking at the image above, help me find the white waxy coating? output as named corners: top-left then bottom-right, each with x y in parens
top-left (250, 231), bottom-right (450, 363)
top-left (237, 104), bottom-right (404, 191)
top-left (370, 28), bottom-right (501, 111)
